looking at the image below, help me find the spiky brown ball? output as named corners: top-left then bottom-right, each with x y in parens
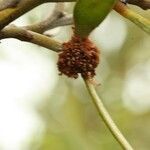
top-left (57, 35), bottom-right (100, 79)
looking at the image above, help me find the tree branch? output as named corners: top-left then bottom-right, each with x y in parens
top-left (0, 0), bottom-right (21, 11)
top-left (0, 3), bottom-right (72, 52)
top-left (24, 3), bottom-right (65, 33)
top-left (126, 0), bottom-right (150, 10)
top-left (0, 25), bottom-right (62, 52)
top-left (0, 0), bottom-right (74, 30)
top-left (41, 14), bottom-right (73, 31)
top-left (114, 1), bottom-right (150, 34)
top-left (84, 79), bottom-right (134, 150)
top-left (24, 14), bottom-right (73, 34)
top-left (0, 0), bottom-right (43, 30)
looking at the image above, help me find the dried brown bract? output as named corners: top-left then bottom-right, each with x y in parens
top-left (57, 34), bottom-right (100, 79)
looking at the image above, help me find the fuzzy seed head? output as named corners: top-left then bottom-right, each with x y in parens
top-left (57, 35), bottom-right (100, 79)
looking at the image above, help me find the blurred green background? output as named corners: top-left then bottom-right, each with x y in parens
top-left (0, 3), bottom-right (150, 150)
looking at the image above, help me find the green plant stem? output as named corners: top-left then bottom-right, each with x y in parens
top-left (84, 79), bottom-right (134, 150)
top-left (114, 1), bottom-right (150, 34)
top-left (0, 26), bottom-right (62, 52)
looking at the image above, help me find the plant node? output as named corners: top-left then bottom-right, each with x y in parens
top-left (57, 34), bottom-right (100, 79)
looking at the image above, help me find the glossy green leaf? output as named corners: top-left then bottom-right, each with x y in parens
top-left (74, 0), bottom-right (117, 37)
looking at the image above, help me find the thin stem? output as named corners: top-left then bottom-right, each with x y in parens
top-left (0, 26), bottom-right (62, 52)
top-left (84, 79), bottom-right (134, 150)
top-left (114, 2), bottom-right (150, 34)
top-left (125, 0), bottom-right (150, 10)
top-left (24, 3), bottom-right (65, 33)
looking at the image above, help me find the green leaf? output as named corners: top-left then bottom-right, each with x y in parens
top-left (74, 0), bottom-right (117, 37)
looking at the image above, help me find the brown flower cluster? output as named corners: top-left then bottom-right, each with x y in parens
top-left (57, 34), bottom-right (100, 79)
